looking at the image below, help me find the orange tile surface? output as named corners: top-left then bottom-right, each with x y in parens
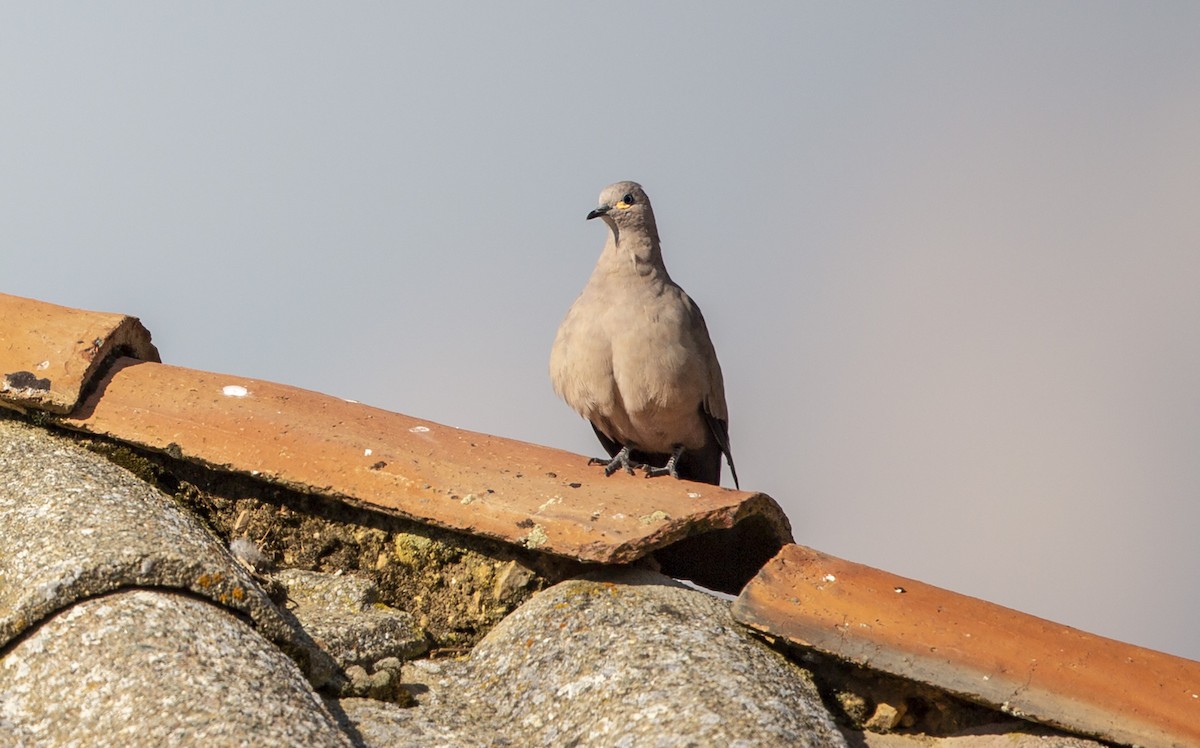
top-left (732, 544), bottom-right (1200, 747)
top-left (0, 293), bottom-right (159, 414)
top-left (61, 358), bottom-right (792, 590)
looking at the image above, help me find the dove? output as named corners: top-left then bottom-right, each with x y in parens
top-left (550, 181), bottom-right (738, 488)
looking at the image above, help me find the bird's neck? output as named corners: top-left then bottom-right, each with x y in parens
top-left (599, 232), bottom-right (666, 278)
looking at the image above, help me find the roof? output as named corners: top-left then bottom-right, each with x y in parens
top-left (2, 291), bottom-right (1197, 747)
top-left (1, 292), bottom-right (790, 594)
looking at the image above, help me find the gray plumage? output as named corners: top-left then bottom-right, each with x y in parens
top-left (550, 181), bottom-right (738, 488)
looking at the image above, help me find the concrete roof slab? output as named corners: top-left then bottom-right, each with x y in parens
top-left (0, 414), bottom-right (334, 685)
top-left (0, 590), bottom-right (351, 747)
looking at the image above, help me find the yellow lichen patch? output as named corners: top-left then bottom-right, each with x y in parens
top-left (391, 532), bottom-right (434, 566)
top-left (520, 524), bottom-right (548, 549)
top-left (639, 510), bottom-right (671, 525)
top-left (195, 572), bottom-right (224, 589)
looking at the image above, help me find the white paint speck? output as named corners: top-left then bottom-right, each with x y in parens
top-left (409, 426), bottom-right (430, 433)
top-left (687, 492), bottom-right (701, 499)
top-left (364, 448), bottom-right (373, 457)
top-left (36, 360), bottom-right (50, 371)
top-left (222, 385), bottom-right (249, 398)
top-left (823, 574), bottom-right (836, 583)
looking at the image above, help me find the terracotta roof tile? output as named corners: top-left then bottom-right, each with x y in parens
top-left (732, 544), bottom-right (1200, 748)
top-left (0, 293), bottom-right (159, 414)
top-left (58, 357), bottom-right (790, 592)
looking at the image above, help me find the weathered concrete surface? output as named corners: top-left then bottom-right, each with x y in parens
top-left (0, 292), bottom-right (159, 414)
top-left (845, 721), bottom-right (1106, 747)
top-left (391, 569), bottom-right (847, 747)
top-left (0, 413), bottom-right (334, 684)
top-left (0, 590), bottom-right (350, 748)
top-left (275, 569), bottom-right (428, 678)
top-left (733, 544), bottom-right (1200, 748)
top-left (333, 694), bottom-right (483, 748)
top-left (59, 357), bottom-right (791, 593)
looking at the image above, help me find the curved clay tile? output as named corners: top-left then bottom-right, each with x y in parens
top-left (0, 293), bottom-right (159, 414)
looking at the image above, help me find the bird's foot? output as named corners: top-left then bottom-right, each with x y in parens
top-left (644, 446), bottom-right (684, 480)
top-left (589, 446), bottom-right (644, 477)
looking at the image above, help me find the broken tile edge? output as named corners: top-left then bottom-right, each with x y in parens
top-left (0, 292), bottom-right (160, 414)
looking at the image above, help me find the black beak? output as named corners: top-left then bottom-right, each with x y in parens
top-left (586, 205), bottom-right (611, 220)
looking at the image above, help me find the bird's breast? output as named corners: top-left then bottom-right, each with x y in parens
top-left (551, 274), bottom-right (712, 451)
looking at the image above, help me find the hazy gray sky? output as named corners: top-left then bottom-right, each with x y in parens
top-left (4, 4), bottom-right (1198, 660)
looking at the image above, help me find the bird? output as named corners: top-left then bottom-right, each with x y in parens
top-left (549, 181), bottom-right (738, 488)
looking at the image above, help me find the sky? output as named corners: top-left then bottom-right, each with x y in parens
top-left (3, 4), bottom-right (1198, 661)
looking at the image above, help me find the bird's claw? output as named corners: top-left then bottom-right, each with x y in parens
top-left (589, 446), bottom-right (644, 477)
top-left (643, 464), bottom-right (678, 479)
top-left (643, 446), bottom-right (684, 481)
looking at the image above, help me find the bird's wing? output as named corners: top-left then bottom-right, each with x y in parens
top-left (688, 297), bottom-right (739, 489)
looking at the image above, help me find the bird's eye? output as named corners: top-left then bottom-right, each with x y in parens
top-left (622, 193), bottom-right (635, 205)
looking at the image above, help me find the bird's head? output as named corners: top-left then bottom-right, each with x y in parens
top-left (587, 181), bottom-right (658, 240)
